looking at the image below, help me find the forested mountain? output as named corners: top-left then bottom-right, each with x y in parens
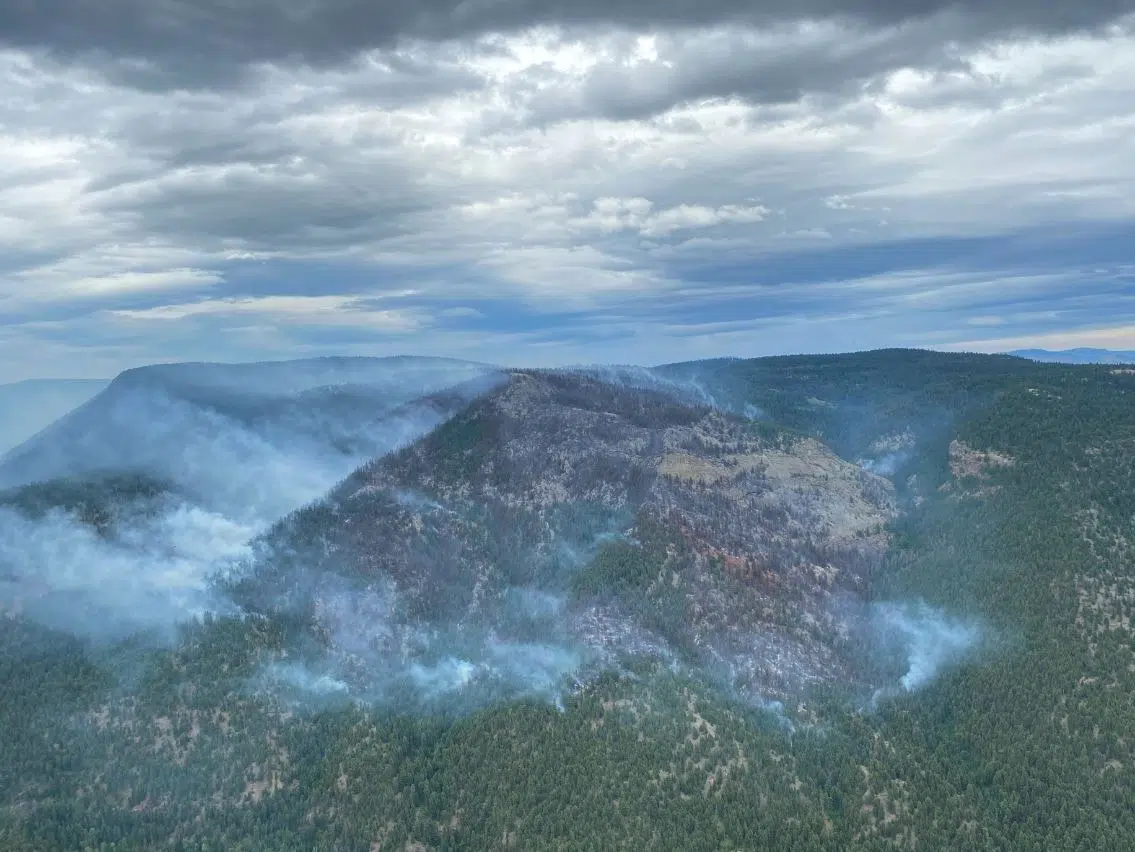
top-left (0, 350), bottom-right (1132, 850)
top-left (232, 368), bottom-right (895, 709)
top-left (1010, 347), bottom-right (1135, 364)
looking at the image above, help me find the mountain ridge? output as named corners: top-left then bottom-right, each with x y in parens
top-left (1009, 347), bottom-right (1135, 364)
top-left (0, 357), bottom-right (501, 509)
top-left (234, 368), bottom-right (897, 706)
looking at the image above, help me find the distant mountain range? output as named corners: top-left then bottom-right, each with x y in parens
top-left (0, 378), bottom-right (108, 457)
top-left (1010, 347), bottom-right (1135, 364)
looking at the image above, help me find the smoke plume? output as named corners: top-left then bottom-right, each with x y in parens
top-left (870, 601), bottom-right (984, 699)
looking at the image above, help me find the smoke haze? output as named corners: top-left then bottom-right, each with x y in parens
top-left (0, 379), bottom-right (108, 458)
top-left (0, 357), bottom-right (502, 645)
top-left (0, 357), bottom-right (501, 521)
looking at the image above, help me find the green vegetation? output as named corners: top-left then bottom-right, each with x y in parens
top-left (571, 540), bottom-right (659, 598)
top-left (568, 517), bottom-right (694, 655)
top-left (1, 351), bottom-right (1133, 849)
top-left (0, 472), bottom-right (172, 534)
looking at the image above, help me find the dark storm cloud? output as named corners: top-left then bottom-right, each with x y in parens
top-left (1, 1), bottom-right (1129, 87)
top-left (92, 169), bottom-right (436, 250)
top-left (531, 23), bottom-right (959, 122)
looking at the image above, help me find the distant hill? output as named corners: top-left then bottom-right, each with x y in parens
top-left (0, 378), bottom-right (107, 457)
top-left (1011, 347), bottom-right (1135, 364)
top-left (0, 356), bottom-right (500, 521)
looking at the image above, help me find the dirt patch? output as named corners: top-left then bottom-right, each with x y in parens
top-left (949, 440), bottom-right (1014, 479)
top-left (685, 694), bottom-right (718, 745)
top-left (658, 451), bottom-right (764, 484)
top-left (659, 436), bottom-right (895, 544)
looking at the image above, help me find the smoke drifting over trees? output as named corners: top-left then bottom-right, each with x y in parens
top-left (1, 355), bottom-right (983, 713)
top-left (0, 358), bottom-right (500, 646)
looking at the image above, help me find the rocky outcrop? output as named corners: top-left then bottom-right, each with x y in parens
top-left (948, 440), bottom-right (1014, 480)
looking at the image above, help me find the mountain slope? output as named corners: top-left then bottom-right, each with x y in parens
top-left (239, 369), bottom-right (896, 705)
top-left (0, 356), bottom-right (500, 522)
top-left (1, 351), bottom-right (1133, 850)
top-left (0, 357), bottom-right (503, 645)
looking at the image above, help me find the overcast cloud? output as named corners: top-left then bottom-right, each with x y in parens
top-left (0, 0), bottom-right (1133, 380)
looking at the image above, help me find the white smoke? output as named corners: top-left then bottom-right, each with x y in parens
top-left (0, 359), bottom-right (503, 520)
top-left (506, 588), bottom-right (566, 619)
top-left (277, 575), bottom-right (589, 709)
top-left (265, 662), bottom-right (350, 696)
top-left (857, 430), bottom-right (917, 477)
top-left (872, 601), bottom-right (983, 697)
top-left (486, 639), bottom-right (584, 694)
top-left (392, 490), bottom-right (453, 515)
top-left (743, 403), bottom-right (765, 420)
top-left (560, 364), bottom-right (721, 410)
top-left (857, 451), bottom-right (910, 477)
top-left (0, 503), bottom-right (251, 641)
top-left (401, 642), bottom-right (583, 703)
top-left (0, 358), bottom-right (502, 645)
top-left (408, 657), bottom-right (482, 697)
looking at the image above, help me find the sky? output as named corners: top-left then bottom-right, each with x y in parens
top-left (1, 1), bottom-right (1134, 381)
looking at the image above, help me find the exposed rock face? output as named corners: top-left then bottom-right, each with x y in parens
top-left (254, 370), bottom-right (896, 701)
top-left (948, 439), bottom-right (1015, 480)
top-left (942, 440), bottom-right (1016, 500)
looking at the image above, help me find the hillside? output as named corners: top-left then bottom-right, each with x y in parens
top-left (0, 358), bottom-right (501, 646)
top-left (0, 350), bottom-right (1132, 850)
top-left (0, 356), bottom-right (500, 521)
top-left (235, 369), bottom-right (896, 708)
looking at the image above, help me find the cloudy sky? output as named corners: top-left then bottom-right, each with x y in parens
top-left (0, 0), bottom-right (1133, 380)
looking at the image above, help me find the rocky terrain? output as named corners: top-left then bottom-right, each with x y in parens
top-left (245, 369), bottom-right (897, 704)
